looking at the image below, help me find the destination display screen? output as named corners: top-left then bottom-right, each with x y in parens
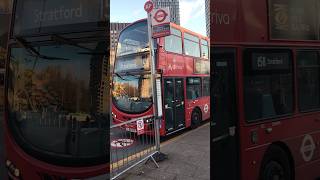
top-left (13, 0), bottom-right (105, 36)
top-left (114, 53), bottom-right (151, 73)
top-left (251, 52), bottom-right (290, 71)
top-left (269, 0), bottom-right (318, 40)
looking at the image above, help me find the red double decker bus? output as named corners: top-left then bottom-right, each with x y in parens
top-left (112, 19), bottom-right (210, 136)
top-left (212, 0), bottom-right (320, 179)
top-left (4, 0), bottom-right (109, 179)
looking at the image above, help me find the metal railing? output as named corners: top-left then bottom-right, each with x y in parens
top-left (110, 115), bottom-right (160, 179)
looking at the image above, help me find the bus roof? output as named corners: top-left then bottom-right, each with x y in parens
top-left (124, 18), bottom-right (210, 42)
top-left (170, 22), bottom-right (209, 41)
top-left (213, 0), bottom-right (320, 46)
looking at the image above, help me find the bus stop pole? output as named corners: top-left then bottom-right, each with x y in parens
top-left (147, 5), bottom-right (167, 162)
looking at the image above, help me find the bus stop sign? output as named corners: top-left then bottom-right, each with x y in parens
top-left (151, 8), bottom-right (171, 38)
top-left (144, 1), bottom-right (154, 13)
top-left (152, 23), bottom-right (171, 38)
top-left (151, 8), bottom-right (170, 26)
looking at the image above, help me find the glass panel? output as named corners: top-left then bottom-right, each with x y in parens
top-left (13, 0), bottom-right (104, 36)
top-left (164, 79), bottom-right (174, 131)
top-left (243, 49), bottom-right (293, 122)
top-left (187, 77), bottom-right (202, 99)
top-left (8, 42), bottom-right (109, 164)
top-left (201, 39), bottom-right (208, 45)
top-left (171, 27), bottom-right (181, 37)
top-left (165, 35), bottom-right (182, 54)
top-left (297, 51), bottom-right (320, 111)
top-left (112, 74), bottom-right (152, 113)
top-left (115, 21), bottom-right (150, 73)
top-left (116, 21), bottom-right (148, 57)
top-left (203, 77), bottom-right (210, 96)
top-left (211, 48), bottom-right (238, 180)
top-left (114, 53), bottom-right (150, 73)
top-left (184, 39), bottom-right (200, 57)
top-left (184, 33), bottom-right (199, 42)
top-left (201, 44), bottom-right (209, 59)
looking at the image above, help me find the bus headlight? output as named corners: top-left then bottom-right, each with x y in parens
top-left (14, 169), bottom-right (20, 177)
top-left (5, 159), bottom-right (21, 178)
top-left (6, 160), bottom-right (11, 167)
top-left (111, 112), bottom-right (117, 118)
top-left (144, 118), bottom-right (153, 123)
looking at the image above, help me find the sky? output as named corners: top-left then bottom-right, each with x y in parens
top-left (110, 0), bottom-right (207, 36)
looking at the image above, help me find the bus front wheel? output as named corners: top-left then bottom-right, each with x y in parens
top-left (191, 109), bottom-right (201, 129)
top-left (260, 145), bottom-right (292, 180)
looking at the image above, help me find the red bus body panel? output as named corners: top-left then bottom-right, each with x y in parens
top-left (214, 0), bottom-right (320, 179)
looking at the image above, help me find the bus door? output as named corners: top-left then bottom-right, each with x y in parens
top-left (211, 48), bottom-right (239, 180)
top-left (164, 78), bottom-right (185, 133)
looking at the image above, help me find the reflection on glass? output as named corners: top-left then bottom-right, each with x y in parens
top-left (112, 20), bottom-right (152, 114)
top-left (8, 42), bottom-right (109, 165)
top-left (116, 20), bottom-right (148, 57)
top-left (112, 75), bottom-right (152, 113)
top-left (114, 53), bottom-right (150, 73)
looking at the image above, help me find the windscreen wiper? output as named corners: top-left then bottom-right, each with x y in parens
top-left (114, 72), bottom-right (142, 80)
top-left (124, 71), bottom-right (150, 79)
top-left (51, 35), bottom-right (94, 51)
top-left (16, 37), bottom-right (70, 61)
top-left (51, 35), bottom-right (109, 55)
top-left (77, 51), bottom-right (109, 55)
top-left (117, 49), bottom-right (150, 58)
top-left (114, 73), bottom-right (125, 80)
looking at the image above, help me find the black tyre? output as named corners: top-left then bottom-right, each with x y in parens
top-left (260, 145), bottom-right (292, 180)
top-left (191, 109), bottom-right (201, 129)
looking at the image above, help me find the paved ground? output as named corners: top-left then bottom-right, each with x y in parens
top-left (117, 122), bottom-right (210, 180)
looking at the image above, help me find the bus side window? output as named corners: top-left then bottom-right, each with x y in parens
top-left (243, 49), bottom-right (294, 122)
top-left (203, 77), bottom-right (210, 96)
top-left (297, 51), bottom-right (320, 111)
top-left (164, 35), bottom-right (182, 54)
top-left (184, 33), bottom-right (200, 57)
top-left (187, 77), bottom-right (202, 100)
top-left (164, 27), bottom-right (182, 54)
top-left (201, 39), bottom-right (209, 59)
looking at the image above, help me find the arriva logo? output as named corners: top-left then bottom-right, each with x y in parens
top-left (212, 10), bottom-right (230, 25)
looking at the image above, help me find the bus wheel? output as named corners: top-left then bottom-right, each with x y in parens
top-left (191, 109), bottom-right (201, 129)
top-left (260, 145), bottom-right (292, 180)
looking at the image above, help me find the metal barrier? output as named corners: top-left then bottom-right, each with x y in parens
top-left (110, 115), bottom-right (160, 179)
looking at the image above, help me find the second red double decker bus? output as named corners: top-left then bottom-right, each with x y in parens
top-left (212, 0), bottom-right (320, 179)
top-left (112, 19), bottom-right (210, 136)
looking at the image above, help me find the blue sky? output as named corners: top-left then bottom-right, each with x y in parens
top-left (110, 0), bottom-right (207, 36)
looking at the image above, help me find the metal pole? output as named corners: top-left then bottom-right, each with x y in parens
top-left (147, 7), bottom-right (158, 120)
top-left (147, 4), bottom-right (160, 153)
top-left (147, 2), bottom-right (167, 162)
